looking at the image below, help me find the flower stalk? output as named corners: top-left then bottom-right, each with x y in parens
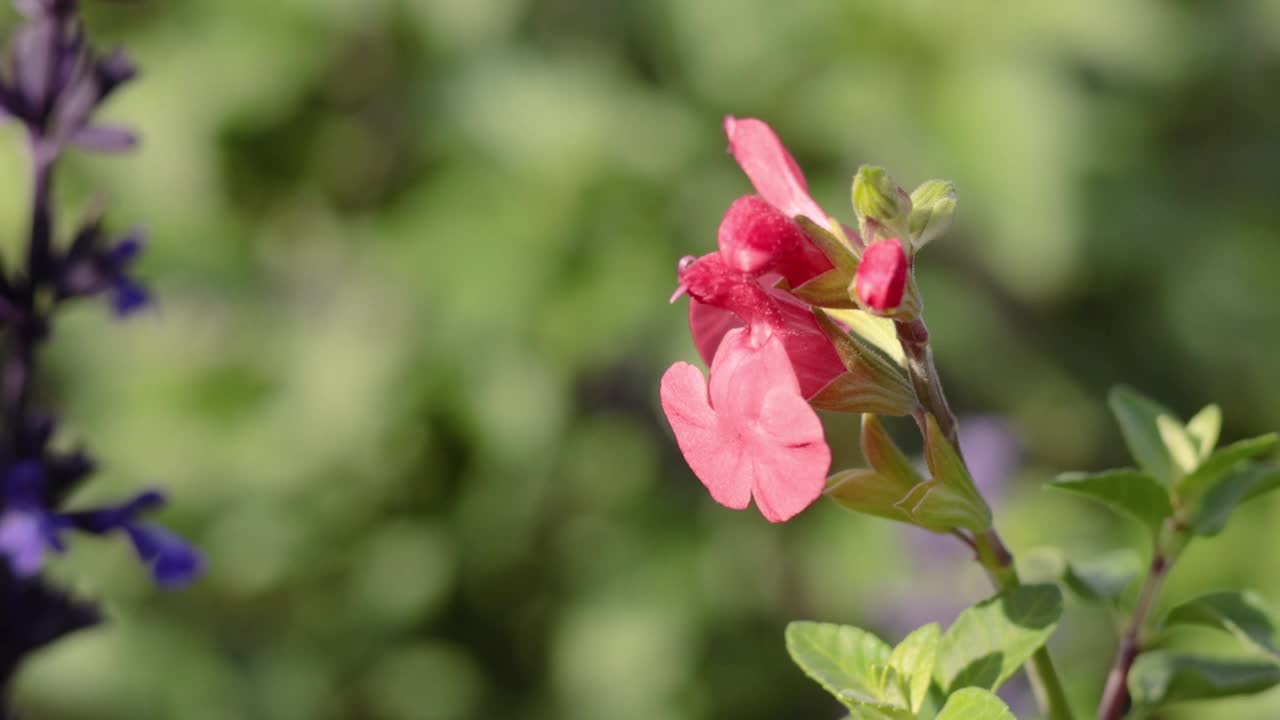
top-left (898, 316), bottom-right (1076, 720)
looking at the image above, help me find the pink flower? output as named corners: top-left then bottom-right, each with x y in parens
top-left (660, 327), bottom-right (830, 522)
top-left (678, 252), bottom-right (846, 398)
top-left (854, 239), bottom-right (908, 312)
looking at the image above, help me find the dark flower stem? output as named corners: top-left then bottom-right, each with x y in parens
top-left (1097, 522), bottom-right (1186, 720)
top-left (8, 137), bottom-right (56, 453)
top-left (896, 315), bottom-right (1075, 720)
top-left (26, 139), bottom-right (55, 295)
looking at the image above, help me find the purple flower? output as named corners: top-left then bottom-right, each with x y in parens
top-left (66, 490), bottom-right (205, 589)
top-left (57, 219), bottom-right (151, 315)
top-left (0, 459), bottom-right (202, 589)
top-left (0, 462), bottom-right (65, 577)
top-left (0, 0), bottom-right (138, 153)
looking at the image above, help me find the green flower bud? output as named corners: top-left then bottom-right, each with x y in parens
top-left (907, 179), bottom-right (957, 249)
top-left (852, 165), bottom-right (911, 240)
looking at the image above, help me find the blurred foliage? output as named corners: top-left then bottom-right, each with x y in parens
top-left (0, 0), bottom-right (1277, 718)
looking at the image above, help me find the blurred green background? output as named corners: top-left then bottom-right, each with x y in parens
top-left (2, 0), bottom-right (1279, 718)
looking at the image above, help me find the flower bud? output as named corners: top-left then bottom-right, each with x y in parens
top-left (852, 165), bottom-right (910, 238)
top-left (853, 239), bottom-right (908, 312)
top-left (907, 179), bottom-right (957, 249)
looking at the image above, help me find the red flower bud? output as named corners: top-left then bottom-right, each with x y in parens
top-left (854, 239), bottom-right (908, 312)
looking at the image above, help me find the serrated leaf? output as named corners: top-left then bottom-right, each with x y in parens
top-left (1164, 591), bottom-right (1280, 659)
top-left (887, 623), bottom-right (939, 713)
top-left (810, 309), bottom-right (917, 416)
top-left (1186, 404), bottom-right (1222, 461)
top-left (936, 584), bottom-right (1063, 694)
top-left (1189, 463), bottom-right (1280, 536)
top-left (1108, 386), bottom-right (1180, 484)
top-left (1048, 469), bottom-right (1172, 533)
top-left (825, 468), bottom-right (915, 524)
top-left (922, 414), bottom-right (991, 530)
top-left (1128, 651), bottom-right (1280, 705)
top-left (1064, 549), bottom-right (1141, 604)
top-left (934, 687), bottom-right (1016, 720)
top-left (786, 621), bottom-right (892, 710)
top-left (1177, 434), bottom-right (1279, 503)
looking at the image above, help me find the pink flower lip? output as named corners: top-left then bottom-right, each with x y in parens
top-left (660, 327), bottom-right (830, 522)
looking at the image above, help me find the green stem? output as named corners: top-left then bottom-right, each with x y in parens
top-left (975, 530), bottom-right (1076, 720)
top-left (896, 316), bottom-right (1075, 720)
top-left (1096, 522), bottom-right (1187, 720)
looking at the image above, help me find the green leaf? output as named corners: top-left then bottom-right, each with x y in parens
top-left (936, 584), bottom-right (1063, 694)
top-left (1177, 433), bottom-right (1279, 503)
top-left (1186, 404), bottom-right (1223, 461)
top-left (1164, 591), bottom-right (1280, 659)
top-left (1128, 651), bottom-right (1280, 706)
top-left (1108, 386), bottom-right (1181, 484)
top-left (1017, 546), bottom-right (1066, 585)
top-left (825, 469), bottom-right (915, 524)
top-left (810, 309), bottom-right (917, 416)
top-left (934, 687), bottom-right (1016, 720)
top-left (921, 414), bottom-right (991, 530)
top-left (1157, 415), bottom-right (1199, 477)
top-left (842, 703), bottom-right (916, 720)
top-left (1048, 469), bottom-right (1172, 533)
top-left (1064, 549), bottom-right (1142, 604)
top-left (1189, 463), bottom-right (1280, 536)
top-left (786, 621), bottom-right (892, 709)
top-left (886, 623), bottom-right (939, 713)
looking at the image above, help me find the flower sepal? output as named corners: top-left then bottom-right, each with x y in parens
top-left (808, 309), bottom-right (917, 416)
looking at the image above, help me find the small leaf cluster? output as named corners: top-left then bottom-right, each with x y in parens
top-left (1052, 387), bottom-right (1279, 540)
top-left (786, 585), bottom-right (1062, 719)
top-left (1048, 387), bottom-right (1280, 713)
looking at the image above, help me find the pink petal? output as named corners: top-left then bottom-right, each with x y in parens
top-left (718, 195), bottom-right (832, 286)
top-left (660, 361), bottom-right (752, 510)
top-left (854, 239), bottom-right (908, 311)
top-left (708, 330), bottom-right (830, 522)
top-left (766, 290), bottom-right (847, 398)
top-left (689, 300), bottom-right (742, 367)
top-left (724, 116), bottom-right (829, 230)
top-left (752, 385), bottom-right (830, 522)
